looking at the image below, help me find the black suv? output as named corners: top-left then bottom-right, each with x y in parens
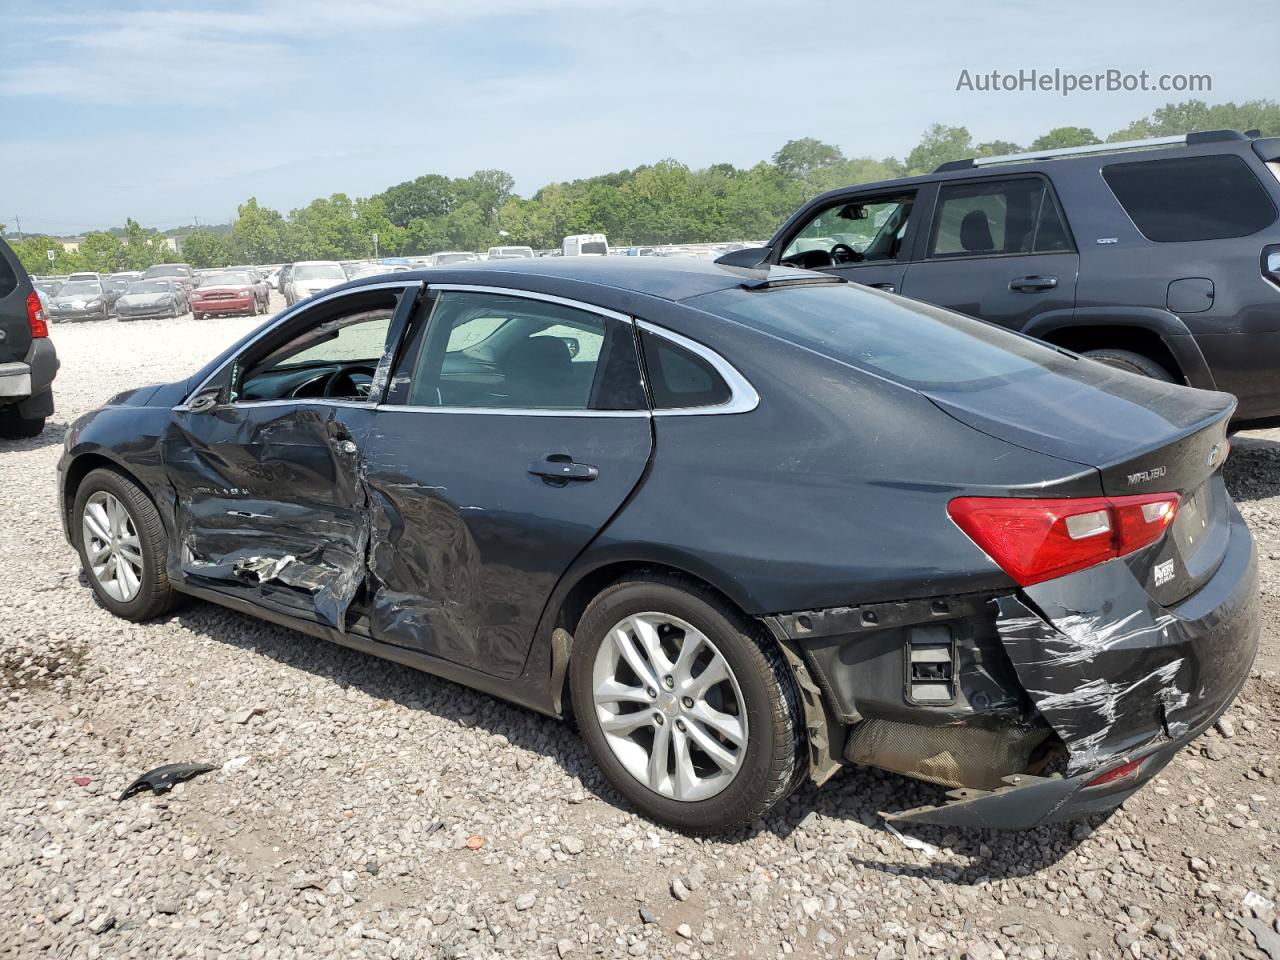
top-left (750, 130), bottom-right (1280, 425)
top-left (0, 238), bottom-right (59, 438)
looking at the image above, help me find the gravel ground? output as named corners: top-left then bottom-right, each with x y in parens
top-left (2, 301), bottom-right (1280, 960)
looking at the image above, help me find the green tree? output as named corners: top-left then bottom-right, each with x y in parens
top-left (974, 139), bottom-right (1021, 157)
top-left (1029, 127), bottom-right (1099, 151)
top-left (231, 198), bottom-right (291, 263)
top-left (1107, 99), bottom-right (1280, 141)
top-left (905, 124), bottom-right (974, 175)
top-left (182, 229), bottom-right (233, 268)
top-left (377, 174), bottom-right (456, 228)
top-left (772, 138), bottom-right (844, 179)
top-left (77, 232), bottom-right (126, 273)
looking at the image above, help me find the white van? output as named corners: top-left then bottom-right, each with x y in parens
top-left (561, 234), bottom-right (609, 257)
top-left (486, 245), bottom-right (534, 260)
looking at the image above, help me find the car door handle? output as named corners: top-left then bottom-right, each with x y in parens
top-left (528, 454), bottom-right (598, 483)
top-left (1009, 275), bottom-right (1058, 292)
top-left (867, 282), bottom-right (896, 293)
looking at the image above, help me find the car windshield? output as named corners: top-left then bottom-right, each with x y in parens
top-left (203, 272), bottom-right (252, 286)
top-left (144, 266), bottom-right (187, 278)
top-left (693, 282), bottom-right (1063, 388)
top-left (294, 264), bottom-right (345, 280)
top-left (435, 253), bottom-right (476, 265)
top-left (59, 281), bottom-right (102, 296)
top-left (580, 242), bottom-right (607, 255)
top-left (128, 280), bottom-right (172, 294)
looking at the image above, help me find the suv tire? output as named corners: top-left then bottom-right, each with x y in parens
top-left (1082, 348), bottom-right (1174, 382)
top-left (570, 573), bottom-right (804, 834)
top-left (0, 408), bottom-right (46, 439)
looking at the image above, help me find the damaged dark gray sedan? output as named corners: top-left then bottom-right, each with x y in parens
top-left (58, 258), bottom-right (1258, 833)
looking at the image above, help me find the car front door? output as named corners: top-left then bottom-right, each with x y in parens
top-left (359, 285), bottom-right (653, 679)
top-left (775, 189), bottom-right (929, 294)
top-left (163, 282), bottom-right (420, 628)
top-left (899, 174), bottom-right (1079, 332)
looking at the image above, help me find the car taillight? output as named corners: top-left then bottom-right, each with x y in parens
top-left (948, 492), bottom-right (1179, 586)
top-left (26, 291), bottom-right (48, 338)
top-left (1264, 244), bottom-right (1280, 290)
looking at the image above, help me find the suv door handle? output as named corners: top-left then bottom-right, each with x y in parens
top-left (867, 282), bottom-right (896, 293)
top-left (1010, 275), bottom-right (1058, 292)
top-left (528, 454), bottom-right (598, 483)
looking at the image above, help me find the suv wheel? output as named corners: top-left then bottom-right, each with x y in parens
top-left (569, 574), bottom-right (804, 834)
top-left (0, 407), bottom-right (46, 439)
top-left (1082, 349), bottom-right (1174, 382)
top-left (73, 468), bottom-right (180, 621)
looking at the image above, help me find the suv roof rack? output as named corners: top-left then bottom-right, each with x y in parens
top-left (933, 129), bottom-right (1251, 173)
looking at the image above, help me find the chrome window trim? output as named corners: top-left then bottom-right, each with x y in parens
top-left (425, 283), bottom-right (635, 325)
top-left (175, 280), bottom-right (421, 410)
top-left (375, 404), bottom-right (650, 418)
top-left (636, 320), bottom-right (759, 416)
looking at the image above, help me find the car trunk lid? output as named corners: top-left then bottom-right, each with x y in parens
top-left (922, 358), bottom-right (1235, 604)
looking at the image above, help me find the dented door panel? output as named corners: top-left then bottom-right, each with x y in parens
top-left (997, 501), bottom-right (1258, 775)
top-left (360, 410), bottom-right (653, 678)
top-left (164, 401), bottom-right (376, 628)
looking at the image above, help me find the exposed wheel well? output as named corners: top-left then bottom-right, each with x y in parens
top-left (63, 454), bottom-right (152, 537)
top-left (1038, 325), bottom-right (1182, 381)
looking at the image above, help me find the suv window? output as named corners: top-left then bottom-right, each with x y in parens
top-left (402, 291), bottom-right (614, 410)
top-left (640, 330), bottom-right (730, 408)
top-left (783, 195), bottom-right (915, 263)
top-left (929, 177), bottom-right (1071, 258)
top-left (1102, 154), bottom-right (1278, 243)
top-left (0, 243), bottom-right (18, 299)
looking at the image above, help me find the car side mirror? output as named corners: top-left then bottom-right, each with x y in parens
top-left (188, 388), bottom-right (222, 413)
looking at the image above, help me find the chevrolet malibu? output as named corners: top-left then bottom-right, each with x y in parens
top-left (58, 258), bottom-right (1258, 833)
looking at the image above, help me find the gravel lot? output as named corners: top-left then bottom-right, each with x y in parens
top-left (3, 300), bottom-right (1280, 960)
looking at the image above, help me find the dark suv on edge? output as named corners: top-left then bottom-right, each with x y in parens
top-left (0, 238), bottom-right (58, 439)
top-left (750, 130), bottom-right (1280, 425)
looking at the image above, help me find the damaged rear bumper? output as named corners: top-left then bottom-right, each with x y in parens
top-left (783, 503), bottom-right (1259, 829)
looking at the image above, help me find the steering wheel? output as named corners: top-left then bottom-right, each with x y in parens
top-left (322, 365), bottom-right (377, 399)
top-left (829, 243), bottom-right (864, 264)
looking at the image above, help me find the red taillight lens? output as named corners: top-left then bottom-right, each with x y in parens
top-left (1085, 757), bottom-right (1143, 788)
top-left (948, 492), bottom-right (1179, 586)
top-left (26, 291), bottom-right (48, 338)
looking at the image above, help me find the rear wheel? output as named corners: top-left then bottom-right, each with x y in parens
top-left (569, 573), bottom-right (804, 834)
top-left (0, 408), bottom-right (46, 439)
top-left (73, 468), bottom-right (179, 621)
top-left (1082, 348), bottom-right (1174, 382)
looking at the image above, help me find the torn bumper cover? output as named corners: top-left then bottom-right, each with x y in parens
top-left (888, 505), bottom-right (1259, 829)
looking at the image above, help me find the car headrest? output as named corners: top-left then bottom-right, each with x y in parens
top-left (960, 209), bottom-right (995, 252)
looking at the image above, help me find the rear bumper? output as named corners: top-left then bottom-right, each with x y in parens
top-left (0, 338), bottom-right (58, 406)
top-left (782, 500), bottom-right (1258, 829)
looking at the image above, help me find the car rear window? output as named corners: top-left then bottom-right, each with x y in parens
top-left (693, 283), bottom-right (1066, 388)
top-left (1102, 154), bottom-right (1278, 242)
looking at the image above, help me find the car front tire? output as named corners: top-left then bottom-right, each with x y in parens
top-left (73, 467), bottom-right (180, 621)
top-left (569, 573), bottom-right (805, 834)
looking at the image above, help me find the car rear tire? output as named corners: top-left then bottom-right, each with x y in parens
top-left (569, 573), bottom-right (804, 834)
top-left (0, 408), bottom-right (46, 439)
top-left (73, 467), bottom-right (180, 621)
top-left (1082, 349), bottom-right (1174, 382)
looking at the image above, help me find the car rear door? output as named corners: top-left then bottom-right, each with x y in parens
top-left (900, 174), bottom-right (1079, 332)
top-left (359, 284), bottom-right (653, 679)
top-left (162, 282), bottom-right (420, 628)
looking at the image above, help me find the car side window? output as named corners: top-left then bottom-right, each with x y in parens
top-left (782, 194), bottom-right (917, 263)
top-left (928, 177), bottom-right (1071, 259)
top-left (232, 290), bottom-right (402, 403)
top-left (393, 291), bottom-right (640, 411)
top-left (640, 329), bottom-right (731, 409)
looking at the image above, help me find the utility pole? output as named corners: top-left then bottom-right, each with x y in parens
top-left (13, 216), bottom-right (21, 241)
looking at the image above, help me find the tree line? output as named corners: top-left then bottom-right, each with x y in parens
top-left (8, 98), bottom-right (1277, 277)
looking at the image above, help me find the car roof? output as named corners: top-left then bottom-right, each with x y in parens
top-left (358, 256), bottom-right (818, 302)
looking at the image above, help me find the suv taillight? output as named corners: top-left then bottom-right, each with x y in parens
top-left (1264, 244), bottom-right (1280, 290)
top-left (26, 291), bottom-right (48, 338)
top-left (948, 493), bottom-right (1179, 586)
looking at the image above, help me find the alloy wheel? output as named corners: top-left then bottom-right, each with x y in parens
top-left (82, 490), bottom-right (144, 602)
top-left (591, 612), bottom-right (748, 802)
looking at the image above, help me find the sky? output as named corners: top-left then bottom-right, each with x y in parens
top-left (2, 0), bottom-right (1276, 236)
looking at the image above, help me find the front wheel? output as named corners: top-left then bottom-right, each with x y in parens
top-left (569, 574), bottom-right (804, 834)
top-left (73, 468), bottom-right (180, 621)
